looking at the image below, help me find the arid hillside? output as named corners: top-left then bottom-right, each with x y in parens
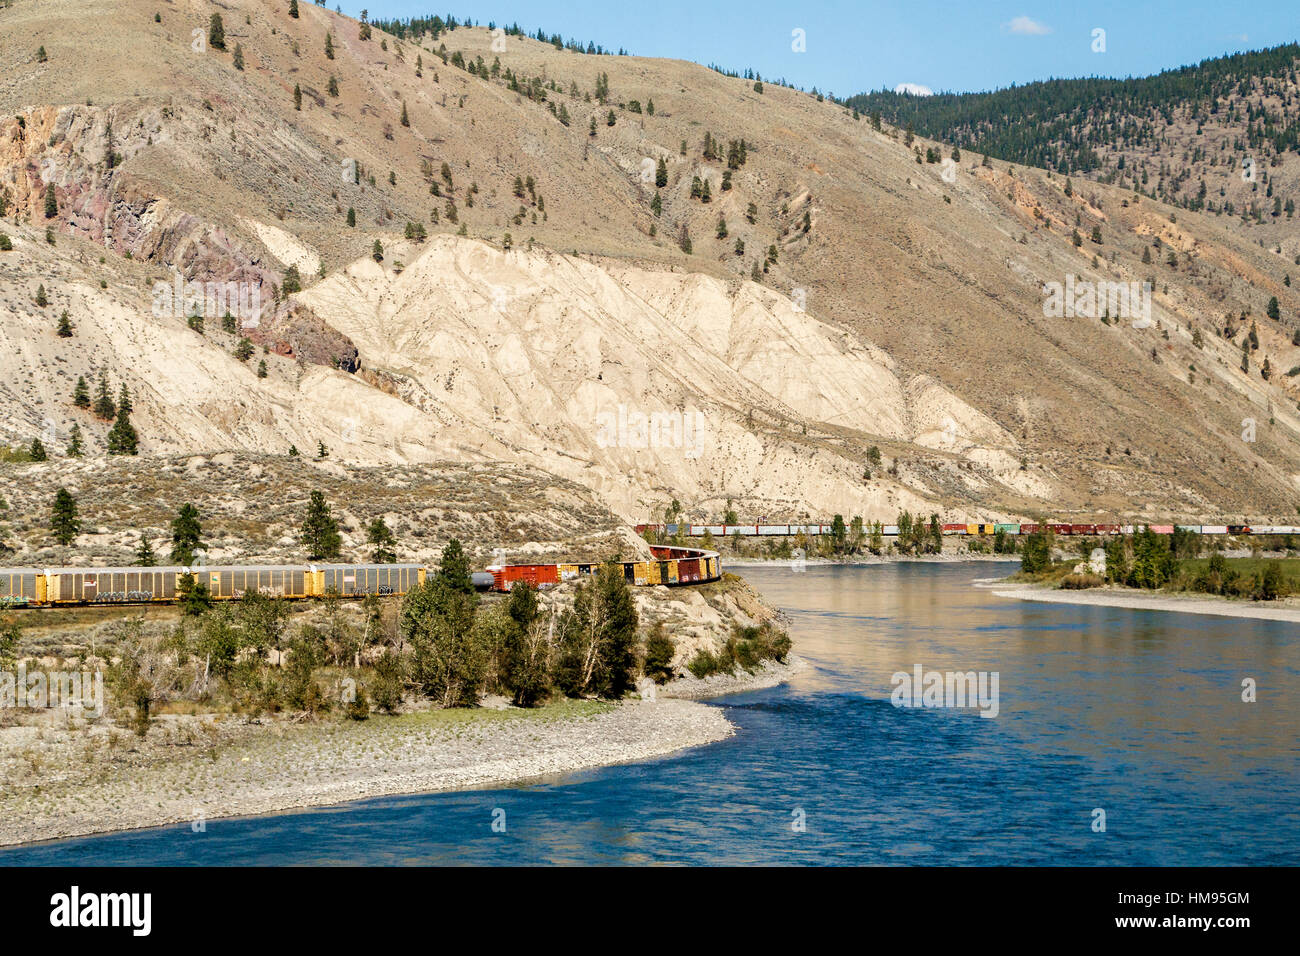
top-left (3, 0), bottom-right (1300, 526)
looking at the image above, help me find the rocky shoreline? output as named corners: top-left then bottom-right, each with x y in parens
top-left (0, 658), bottom-right (803, 850)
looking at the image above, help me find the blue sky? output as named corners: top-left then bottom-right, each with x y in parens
top-left (341, 1), bottom-right (1298, 97)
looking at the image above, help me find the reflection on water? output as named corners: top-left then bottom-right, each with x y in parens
top-left (4, 562), bottom-right (1297, 865)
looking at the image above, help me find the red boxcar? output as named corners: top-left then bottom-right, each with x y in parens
top-left (1148, 524), bottom-right (1175, 534)
top-left (491, 564), bottom-right (561, 591)
top-left (1049, 524), bottom-right (1073, 535)
top-left (1019, 523), bottom-right (1040, 534)
top-left (1095, 524), bottom-right (1121, 534)
top-left (941, 523), bottom-right (967, 534)
top-left (1070, 524), bottom-right (1098, 535)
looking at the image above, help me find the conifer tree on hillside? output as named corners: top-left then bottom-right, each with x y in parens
top-left (233, 44), bottom-right (244, 71)
top-left (325, 32), bottom-right (335, 59)
top-left (302, 490), bottom-right (342, 560)
top-left (66, 423), bottom-right (83, 458)
top-left (93, 372), bottom-right (116, 420)
top-left (209, 14), bottom-right (225, 50)
top-left (57, 310), bottom-right (73, 336)
top-left (170, 503), bottom-right (203, 565)
top-left (107, 404), bottom-right (138, 456)
top-left (136, 536), bottom-right (156, 567)
top-left (367, 517), bottom-right (397, 563)
top-left (50, 488), bottom-right (80, 546)
top-left (29, 438), bottom-right (47, 461)
top-left (44, 183), bottom-right (57, 218)
top-left (289, 0), bottom-right (300, 18)
top-left (72, 375), bottom-right (90, 408)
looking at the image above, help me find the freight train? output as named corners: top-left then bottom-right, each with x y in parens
top-left (636, 522), bottom-right (1299, 537)
top-left (0, 545), bottom-right (721, 609)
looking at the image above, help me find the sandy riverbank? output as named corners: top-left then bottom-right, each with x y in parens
top-left (989, 582), bottom-right (1300, 623)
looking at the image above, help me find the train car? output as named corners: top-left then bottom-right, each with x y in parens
top-left (967, 523), bottom-right (996, 535)
top-left (0, 568), bottom-right (44, 607)
top-left (941, 524), bottom-right (967, 535)
top-left (1175, 525), bottom-right (1202, 534)
top-left (676, 557), bottom-right (701, 582)
top-left (1070, 524), bottom-right (1098, 536)
top-left (194, 566), bottom-right (310, 600)
top-left (1226, 525), bottom-right (1251, 535)
top-left (1147, 524), bottom-right (1175, 534)
top-left (883, 525), bottom-right (900, 536)
top-left (317, 564), bottom-right (424, 597)
top-left (994, 523), bottom-right (1020, 535)
top-left (489, 563), bottom-right (561, 591)
top-left (45, 567), bottom-right (188, 605)
top-left (1200, 525), bottom-right (1228, 535)
top-left (1019, 523), bottom-right (1040, 535)
top-left (1046, 524), bottom-right (1071, 535)
top-left (1095, 524), bottom-right (1122, 535)
top-left (757, 525), bottom-right (790, 536)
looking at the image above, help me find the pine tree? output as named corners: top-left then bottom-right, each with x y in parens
top-left (655, 156), bottom-right (668, 188)
top-left (328, 75), bottom-right (339, 96)
top-left (678, 223), bottom-right (692, 254)
top-left (50, 488), bottom-right (80, 545)
top-left (401, 101), bottom-right (410, 126)
top-left (106, 405), bottom-right (138, 456)
top-left (170, 503), bottom-right (203, 565)
top-left (372, 239), bottom-right (383, 261)
top-left (44, 183), bottom-right (57, 219)
top-left (57, 310), bottom-right (73, 336)
top-left (1267, 296), bottom-right (1280, 321)
top-left (346, 207), bottom-right (356, 227)
top-left (73, 376), bottom-right (90, 408)
top-left (93, 372), bottom-right (116, 420)
top-left (367, 517), bottom-right (397, 562)
top-left (136, 536), bottom-right (156, 567)
top-left (66, 423), bottom-right (83, 457)
top-left (208, 13), bottom-right (225, 50)
top-left (233, 44), bottom-right (244, 70)
top-left (325, 33), bottom-right (335, 59)
top-left (235, 338), bottom-right (254, 362)
top-left (294, 84), bottom-right (302, 110)
top-left (35, 285), bottom-right (48, 307)
top-left (317, 440), bottom-right (328, 459)
top-left (257, 359), bottom-right (268, 378)
top-left (289, 0), bottom-right (300, 17)
top-left (302, 490), bottom-right (342, 560)
top-left (29, 438), bottom-right (47, 461)
top-left (117, 382), bottom-right (132, 415)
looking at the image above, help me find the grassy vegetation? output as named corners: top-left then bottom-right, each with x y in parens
top-left (1013, 527), bottom-right (1299, 601)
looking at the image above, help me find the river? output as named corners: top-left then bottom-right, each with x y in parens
top-left (3, 561), bottom-right (1296, 865)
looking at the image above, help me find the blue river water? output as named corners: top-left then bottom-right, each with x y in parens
top-left (3, 561), bottom-right (1297, 865)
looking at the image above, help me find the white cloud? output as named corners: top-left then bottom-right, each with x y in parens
top-left (1005, 16), bottom-right (1052, 35)
top-left (894, 82), bottom-right (934, 97)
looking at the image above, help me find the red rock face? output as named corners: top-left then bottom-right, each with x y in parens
top-left (1, 105), bottom-right (358, 373)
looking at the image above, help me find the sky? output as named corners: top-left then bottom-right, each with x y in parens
top-left (339, 1), bottom-right (1299, 97)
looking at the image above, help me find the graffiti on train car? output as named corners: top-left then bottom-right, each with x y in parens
top-left (93, 591), bottom-right (156, 603)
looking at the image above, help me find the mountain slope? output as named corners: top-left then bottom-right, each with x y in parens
top-left (3, 0), bottom-right (1300, 525)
